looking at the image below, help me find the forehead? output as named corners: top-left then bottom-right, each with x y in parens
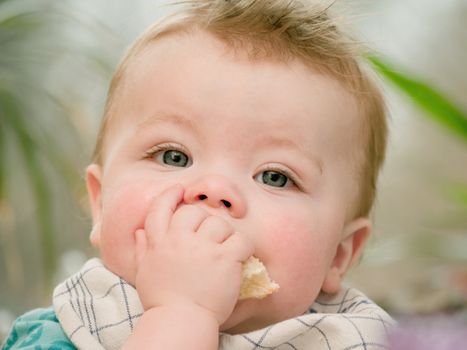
top-left (109, 30), bottom-right (361, 157)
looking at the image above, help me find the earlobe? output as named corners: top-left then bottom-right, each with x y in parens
top-left (86, 164), bottom-right (103, 222)
top-left (86, 164), bottom-right (103, 247)
top-left (89, 221), bottom-right (101, 248)
top-left (321, 217), bottom-right (371, 294)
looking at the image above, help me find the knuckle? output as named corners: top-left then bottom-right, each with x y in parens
top-left (206, 215), bottom-right (227, 226)
top-left (176, 204), bottom-right (204, 217)
top-left (191, 204), bottom-right (209, 216)
top-left (238, 233), bottom-right (254, 249)
top-left (147, 196), bottom-right (163, 213)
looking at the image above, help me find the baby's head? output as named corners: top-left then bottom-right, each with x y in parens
top-left (85, 0), bottom-right (387, 333)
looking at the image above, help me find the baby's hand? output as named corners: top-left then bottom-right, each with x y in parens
top-left (134, 184), bottom-right (254, 326)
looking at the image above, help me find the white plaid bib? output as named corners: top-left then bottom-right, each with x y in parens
top-left (53, 258), bottom-right (394, 349)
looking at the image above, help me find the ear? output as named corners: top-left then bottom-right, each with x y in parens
top-left (86, 164), bottom-right (103, 248)
top-left (321, 217), bottom-right (371, 294)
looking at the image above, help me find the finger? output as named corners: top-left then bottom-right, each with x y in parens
top-left (169, 204), bottom-right (210, 234)
top-left (222, 232), bottom-right (255, 262)
top-left (134, 229), bottom-right (147, 266)
top-left (145, 184), bottom-right (184, 244)
top-left (196, 216), bottom-right (235, 243)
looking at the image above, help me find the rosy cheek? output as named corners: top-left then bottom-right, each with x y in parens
top-left (260, 215), bottom-right (330, 294)
top-left (98, 181), bottom-right (159, 283)
top-left (102, 183), bottom-right (153, 234)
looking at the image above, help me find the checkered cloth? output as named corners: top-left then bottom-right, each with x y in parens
top-left (53, 258), bottom-right (394, 350)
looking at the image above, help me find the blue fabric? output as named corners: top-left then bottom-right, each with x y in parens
top-left (1, 308), bottom-right (76, 350)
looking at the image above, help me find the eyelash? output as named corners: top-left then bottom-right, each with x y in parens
top-left (143, 144), bottom-right (302, 190)
top-left (144, 143), bottom-right (189, 159)
top-left (262, 166), bottom-right (301, 189)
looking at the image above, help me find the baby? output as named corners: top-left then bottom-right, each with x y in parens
top-left (2, 1), bottom-right (394, 349)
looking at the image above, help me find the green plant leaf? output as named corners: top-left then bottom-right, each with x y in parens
top-left (368, 55), bottom-right (467, 143)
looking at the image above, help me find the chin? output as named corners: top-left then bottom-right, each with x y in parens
top-left (220, 300), bottom-right (270, 335)
top-left (220, 301), bottom-right (249, 334)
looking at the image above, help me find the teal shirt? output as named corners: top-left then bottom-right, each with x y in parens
top-left (1, 308), bottom-right (76, 350)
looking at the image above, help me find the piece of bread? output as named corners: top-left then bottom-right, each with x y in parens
top-left (239, 256), bottom-right (280, 300)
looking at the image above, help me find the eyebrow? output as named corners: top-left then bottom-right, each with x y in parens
top-left (135, 112), bottom-right (196, 132)
top-left (135, 113), bottom-right (322, 174)
top-left (256, 135), bottom-right (323, 174)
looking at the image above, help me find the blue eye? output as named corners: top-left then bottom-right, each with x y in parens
top-left (162, 150), bottom-right (190, 167)
top-left (147, 145), bottom-right (192, 167)
top-left (256, 170), bottom-right (291, 188)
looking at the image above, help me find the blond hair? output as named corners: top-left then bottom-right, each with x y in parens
top-left (93, 0), bottom-right (387, 217)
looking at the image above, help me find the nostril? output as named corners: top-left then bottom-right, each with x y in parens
top-left (221, 200), bottom-right (232, 208)
top-left (196, 194), bottom-right (231, 209)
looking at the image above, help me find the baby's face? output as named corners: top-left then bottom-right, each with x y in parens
top-left (87, 30), bottom-right (369, 333)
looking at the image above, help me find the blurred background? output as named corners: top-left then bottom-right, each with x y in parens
top-left (0, 0), bottom-right (466, 341)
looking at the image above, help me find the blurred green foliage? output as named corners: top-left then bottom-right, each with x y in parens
top-left (369, 56), bottom-right (467, 144)
top-left (0, 0), bottom-right (115, 304)
top-left (370, 56), bottom-right (467, 209)
top-left (1, 1), bottom-right (61, 292)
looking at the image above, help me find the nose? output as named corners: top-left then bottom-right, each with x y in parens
top-left (183, 175), bottom-right (246, 218)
